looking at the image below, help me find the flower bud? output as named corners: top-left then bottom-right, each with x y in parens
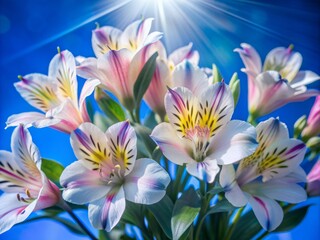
top-left (294, 115), bottom-right (307, 138)
top-left (307, 160), bottom-right (320, 196)
top-left (229, 72), bottom-right (240, 106)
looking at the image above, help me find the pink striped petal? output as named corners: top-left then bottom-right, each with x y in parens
top-left (98, 49), bottom-right (133, 104)
top-left (88, 187), bottom-right (125, 232)
top-left (248, 196), bottom-right (283, 231)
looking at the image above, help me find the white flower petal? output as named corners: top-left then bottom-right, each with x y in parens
top-left (207, 120), bottom-right (257, 165)
top-left (169, 43), bottom-right (199, 66)
top-left (172, 60), bottom-right (208, 96)
top-left (92, 26), bottom-right (122, 57)
top-left (124, 158), bottom-right (170, 204)
top-left (60, 161), bottom-right (110, 204)
top-left (248, 195), bottom-right (283, 231)
top-left (71, 122), bottom-right (110, 170)
top-left (186, 159), bottom-right (220, 183)
top-left (151, 122), bottom-right (194, 165)
top-left (6, 112), bottom-right (46, 129)
top-left (0, 193), bottom-right (34, 234)
top-left (88, 187), bottom-right (125, 232)
top-left (49, 50), bottom-right (78, 105)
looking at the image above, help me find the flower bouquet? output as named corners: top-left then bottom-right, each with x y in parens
top-left (1, 18), bottom-right (319, 240)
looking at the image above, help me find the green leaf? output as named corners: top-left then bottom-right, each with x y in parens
top-left (41, 158), bottom-right (64, 185)
top-left (147, 195), bottom-right (174, 239)
top-left (205, 198), bottom-right (236, 217)
top-left (95, 88), bottom-right (126, 123)
top-left (133, 52), bottom-right (158, 108)
top-left (212, 64), bottom-right (223, 83)
top-left (171, 187), bottom-right (201, 240)
top-left (230, 210), bottom-right (261, 240)
top-left (133, 124), bottom-right (157, 156)
top-left (143, 111), bottom-right (158, 129)
top-left (86, 99), bottom-right (95, 122)
top-left (121, 201), bottom-right (146, 230)
top-left (207, 186), bottom-right (224, 196)
top-left (274, 205), bottom-right (311, 232)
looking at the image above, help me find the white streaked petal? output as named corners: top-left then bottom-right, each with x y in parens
top-left (0, 151), bottom-right (27, 193)
top-left (259, 139), bottom-right (306, 182)
top-left (165, 87), bottom-right (198, 138)
top-left (106, 121), bottom-right (137, 175)
top-left (151, 123), bottom-right (194, 165)
top-left (0, 193), bottom-right (33, 234)
top-left (88, 187), bottom-right (125, 232)
top-left (49, 50), bottom-right (78, 104)
top-left (14, 74), bottom-right (60, 112)
top-left (60, 161), bottom-right (110, 204)
top-left (71, 122), bottom-right (110, 169)
top-left (207, 120), bottom-right (257, 165)
top-left (198, 83), bottom-right (234, 139)
top-left (186, 159), bottom-right (220, 183)
top-left (11, 125), bottom-right (42, 178)
top-left (79, 79), bottom-right (101, 122)
top-left (220, 165), bottom-right (248, 207)
top-left (246, 181), bottom-right (307, 204)
top-left (124, 158), bottom-right (170, 204)
top-left (172, 60), bottom-right (208, 96)
top-left (92, 26), bottom-right (122, 57)
top-left (256, 118), bottom-right (289, 148)
top-left (6, 112), bottom-right (46, 129)
top-left (248, 195), bottom-right (283, 231)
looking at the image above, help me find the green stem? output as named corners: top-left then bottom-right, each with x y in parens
top-left (247, 114), bottom-right (257, 126)
top-left (60, 202), bottom-right (97, 240)
top-left (194, 195), bottom-right (210, 240)
top-left (173, 165), bottom-right (185, 198)
top-left (225, 207), bottom-right (244, 240)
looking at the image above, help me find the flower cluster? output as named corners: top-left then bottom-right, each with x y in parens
top-left (1, 18), bottom-right (319, 239)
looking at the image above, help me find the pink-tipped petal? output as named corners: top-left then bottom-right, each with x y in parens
top-left (169, 43), bottom-right (200, 66)
top-left (92, 26), bottom-right (122, 57)
top-left (6, 112), bottom-right (46, 129)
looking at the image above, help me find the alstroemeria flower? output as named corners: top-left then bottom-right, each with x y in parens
top-left (302, 96), bottom-right (320, 139)
top-left (92, 18), bottom-right (162, 57)
top-left (0, 125), bottom-right (61, 233)
top-left (60, 121), bottom-right (170, 232)
top-left (307, 160), bottom-right (320, 196)
top-left (6, 50), bottom-right (100, 133)
top-left (220, 118), bottom-right (307, 231)
top-left (128, 41), bottom-right (200, 118)
top-left (151, 82), bottom-right (257, 183)
top-left (235, 43), bottom-right (320, 118)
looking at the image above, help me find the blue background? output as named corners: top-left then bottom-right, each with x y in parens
top-left (0, 0), bottom-right (319, 239)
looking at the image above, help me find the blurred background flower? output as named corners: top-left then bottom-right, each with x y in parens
top-left (0, 0), bottom-right (319, 239)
